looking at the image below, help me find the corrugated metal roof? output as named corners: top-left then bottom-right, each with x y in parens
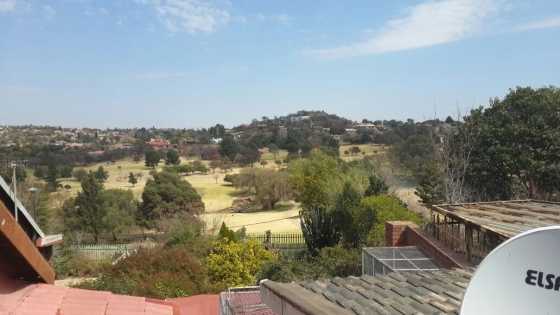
top-left (431, 200), bottom-right (560, 238)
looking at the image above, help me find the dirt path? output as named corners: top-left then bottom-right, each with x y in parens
top-left (392, 184), bottom-right (431, 219)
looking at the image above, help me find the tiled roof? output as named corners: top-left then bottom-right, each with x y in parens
top-left (431, 200), bottom-right (560, 238)
top-left (168, 294), bottom-right (219, 315)
top-left (220, 289), bottom-right (274, 315)
top-left (0, 282), bottom-right (174, 315)
top-left (262, 268), bottom-right (474, 315)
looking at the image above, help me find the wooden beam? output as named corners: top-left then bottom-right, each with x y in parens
top-left (0, 200), bottom-right (55, 283)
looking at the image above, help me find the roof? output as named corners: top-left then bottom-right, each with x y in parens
top-left (219, 287), bottom-right (274, 315)
top-left (261, 268), bottom-right (473, 315)
top-left (0, 279), bottom-right (175, 315)
top-left (168, 294), bottom-right (219, 315)
top-left (0, 175), bottom-right (45, 240)
top-left (363, 246), bottom-right (439, 273)
top-left (431, 200), bottom-right (560, 238)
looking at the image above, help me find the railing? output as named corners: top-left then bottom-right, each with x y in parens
top-left (245, 232), bottom-right (306, 249)
top-left (70, 241), bottom-right (157, 263)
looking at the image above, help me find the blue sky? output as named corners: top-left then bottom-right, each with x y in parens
top-left (1, 0), bottom-right (560, 128)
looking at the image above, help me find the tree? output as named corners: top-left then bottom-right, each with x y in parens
top-left (219, 135), bottom-right (239, 161)
top-left (300, 206), bottom-right (339, 255)
top-left (128, 172), bottom-right (138, 187)
top-left (254, 170), bottom-right (292, 210)
top-left (209, 160), bottom-right (221, 173)
top-left (139, 171), bottom-right (204, 228)
top-left (364, 175), bottom-right (388, 197)
top-left (191, 160), bottom-right (208, 174)
top-left (59, 165), bottom-right (74, 178)
top-left (103, 189), bottom-right (137, 241)
top-left (94, 166), bottom-right (109, 183)
top-left (145, 150), bottom-right (160, 168)
top-left (350, 146), bottom-right (361, 156)
top-left (64, 173), bottom-right (107, 243)
top-left (333, 182), bottom-right (362, 248)
top-left (268, 143), bottom-right (280, 160)
top-left (415, 162), bottom-right (446, 205)
top-left (207, 239), bottom-right (276, 290)
top-left (46, 163), bottom-right (59, 191)
top-left (461, 87), bottom-right (560, 200)
top-left (165, 150), bottom-right (181, 165)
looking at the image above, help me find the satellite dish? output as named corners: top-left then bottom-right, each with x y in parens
top-left (461, 226), bottom-right (560, 315)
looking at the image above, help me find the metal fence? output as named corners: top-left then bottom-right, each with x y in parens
top-left (245, 232), bottom-right (306, 249)
top-left (70, 241), bottom-right (157, 263)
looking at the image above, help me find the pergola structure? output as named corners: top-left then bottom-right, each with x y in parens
top-left (428, 200), bottom-right (560, 264)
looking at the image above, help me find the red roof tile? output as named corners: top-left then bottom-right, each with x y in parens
top-left (0, 281), bottom-right (174, 315)
top-left (168, 294), bottom-right (219, 315)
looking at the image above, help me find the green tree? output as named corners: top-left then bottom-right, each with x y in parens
top-left (128, 172), bottom-right (138, 187)
top-left (333, 182), bottom-right (363, 248)
top-left (103, 189), bottom-right (137, 241)
top-left (46, 163), bottom-right (59, 191)
top-left (63, 173), bottom-right (107, 243)
top-left (94, 166), bottom-right (109, 183)
top-left (364, 175), bottom-right (388, 197)
top-left (219, 135), bottom-right (239, 161)
top-left (165, 150), bottom-right (181, 165)
top-left (463, 86), bottom-right (560, 200)
top-left (139, 171), bottom-right (204, 228)
top-left (415, 162), bottom-right (445, 205)
top-left (145, 150), bottom-right (161, 168)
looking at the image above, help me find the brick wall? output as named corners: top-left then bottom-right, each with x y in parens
top-left (384, 221), bottom-right (463, 269)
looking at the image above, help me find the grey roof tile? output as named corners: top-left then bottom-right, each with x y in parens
top-left (296, 268), bottom-right (472, 315)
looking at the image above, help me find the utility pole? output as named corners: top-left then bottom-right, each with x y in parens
top-left (11, 162), bottom-right (18, 222)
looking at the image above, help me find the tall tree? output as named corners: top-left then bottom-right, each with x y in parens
top-left (94, 166), bottom-right (109, 183)
top-left (139, 171), bottom-right (204, 228)
top-left (219, 135), bottom-right (239, 161)
top-left (463, 87), bottom-right (560, 200)
top-left (165, 149), bottom-right (181, 165)
top-left (145, 150), bottom-right (160, 168)
top-left (64, 173), bottom-right (107, 243)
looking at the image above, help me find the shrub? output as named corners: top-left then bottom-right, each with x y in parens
top-left (75, 246), bottom-right (210, 299)
top-left (364, 195), bottom-right (422, 245)
top-left (207, 239), bottom-right (277, 291)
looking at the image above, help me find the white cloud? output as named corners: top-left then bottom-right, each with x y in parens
top-left (516, 16), bottom-right (560, 31)
top-left (0, 0), bottom-right (17, 12)
top-left (42, 5), bottom-right (55, 20)
top-left (141, 0), bottom-right (230, 34)
top-left (307, 0), bottom-right (502, 59)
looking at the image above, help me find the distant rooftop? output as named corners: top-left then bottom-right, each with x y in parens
top-left (261, 268), bottom-right (473, 315)
top-left (431, 200), bottom-right (560, 239)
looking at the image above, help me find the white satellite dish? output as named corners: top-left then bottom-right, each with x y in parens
top-left (461, 226), bottom-right (560, 315)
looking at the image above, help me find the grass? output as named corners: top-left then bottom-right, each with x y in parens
top-left (260, 149), bottom-right (288, 162)
top-left (50, 154), bottom-right (303, 234)
top-left (339, 143), bottom-right (388, 161)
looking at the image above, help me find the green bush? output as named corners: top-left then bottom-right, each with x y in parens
top-left (257, 246), bottom-right (360, 282)
top-left (75, 245), bottom-right (211, 299)
top-left (363, 195), bottom-right (422, 245)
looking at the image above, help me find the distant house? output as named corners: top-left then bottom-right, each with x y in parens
top-left (147, 138), bottom-right (171, 150)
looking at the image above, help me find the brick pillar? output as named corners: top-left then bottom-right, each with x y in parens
top-left (385, 221), bottom-right (417, 246)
